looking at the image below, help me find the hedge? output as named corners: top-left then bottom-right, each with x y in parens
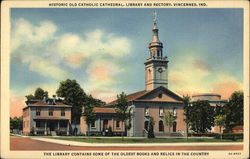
top-left (214, 133), bottom-right (243, 140)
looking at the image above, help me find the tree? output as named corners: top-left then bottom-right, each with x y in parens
top-left (148, 116), bottom-right (155, 138)
top-left (82, 104), bottom-right (95, 136)
top-left (223, 91), bottom-right (243, 132)
top-left (215, 104), bottom-right (224, 116)
top-left (189, 100), bottom-right (214, 133)
top-left (56, 79), bottom-right (87, 128)
top-left (25, 94), bottom-right (35, 100)
top-left (34, 88), bottom-right (47, 100)
top-left (10, 117), bottom-right (23, 133)
top-left (115, 92), bottom-right (131, 140)
top-left (165, 111), bottom-right (175, 134)
top-left (214, 115), bottom-right (226, 140)
top-left (87, 94), bottom-right (106, 107)
top-left (25, 88), bottom-right (48, 100)
top-left (183, 94), bottom-right (191, 139)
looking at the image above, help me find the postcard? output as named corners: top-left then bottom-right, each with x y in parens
top-left (1, 0), bottom-right (249, 159)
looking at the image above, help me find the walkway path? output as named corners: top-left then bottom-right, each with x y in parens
top-left (10, 137), bottom-right (243, 151)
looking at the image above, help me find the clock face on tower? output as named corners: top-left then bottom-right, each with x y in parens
top-left (158, 67), bottom-right (163, 73)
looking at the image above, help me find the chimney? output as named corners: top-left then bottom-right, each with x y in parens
top-left (43, 95), bottom-right (47, 103)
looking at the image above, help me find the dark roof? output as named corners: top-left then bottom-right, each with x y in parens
top-left (23, 100), bottom-right (71, 110)
top-left (107, 86), bottom-right (183, 106)
top-left (94, 107), bottom-right (116, 114)
top-left (192, 93), bottom-right (221, 97)
top-left (33, 117), bottom-right (70, 120)
top-left (232, 125), bottom-right (243, 130)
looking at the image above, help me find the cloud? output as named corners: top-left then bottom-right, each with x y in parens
top-left (89, 90), bottom-right (117, 103)
top-left (11, 18), bottom-right (131, 83)
top-left (193, 59), bottom-right (212, 72)
top-left (28, 56), bottom-right (67, 79)
top-left (169, 56), bottom-right (212, 93)
top-left (11, 18), bottom-right (57, 53)
top-left (169, 50), bottom-right (242, 99)
top-left (51, 29), bottom-right (131, 68)
top-left (211, 74), bottom-right (242, 99)
top-left (11, 18), bottom-right (67, 80)
top-left (64, 54), bottom-right (86, 68)
top-left (85, 59), bottom-right (124, 91)
top-left (171, 44), bottom-right (242, 98)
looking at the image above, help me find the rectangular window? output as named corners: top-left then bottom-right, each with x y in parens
top-left (145, 107), bottom-right (149, 116)
top-left (49, 108), bottom-right (54, 116)
top-left (91, 120), bottom-right (96, 128)
top-left (36, 108), bottom-right (41, 116)
top-left (61, 108), bottom-right (65, 116)
top-left (173, 108), bottom-right (177, 117)
top-left (159, 107), bottom-right (164, 116)
top-left (116, 120), bottom-right (120, 128)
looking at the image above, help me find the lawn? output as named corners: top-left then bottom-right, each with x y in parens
top-left (45, 136), bottom-right (243, 143)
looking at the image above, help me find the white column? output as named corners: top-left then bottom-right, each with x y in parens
top-left (45, 121), bottom-right (47, 135)
top-left (57, 121), bottom-right (60, 130)
top-left (34, 121), bottom-right (37, 135)
top-left (112, 118), bottom-right (114, 131)
top-left (67, 121), bottom-right (69, 135)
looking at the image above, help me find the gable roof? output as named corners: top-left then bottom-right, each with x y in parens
top-left (107, 90), bottom-right (148, 106)
top-left (107, 86), bottom-right (183, 106)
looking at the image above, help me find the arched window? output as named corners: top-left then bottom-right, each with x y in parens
top-left (173, 121), bottom-right (177, 132)
top-left (159, 120), bottom-right (164, 132)
top-left (144, 121), bottom-right (149, 131)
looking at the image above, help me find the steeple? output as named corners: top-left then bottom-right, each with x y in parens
top-left (144, 11), bottom-right (168, 91)
top-left (148, 10), bottom-right (163, 59)
top-left (151, 10), bottom-right (160, 43)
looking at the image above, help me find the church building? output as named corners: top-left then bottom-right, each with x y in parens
top-left (80, 12), bottom-right (187, 137)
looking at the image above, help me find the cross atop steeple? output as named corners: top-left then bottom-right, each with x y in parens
top-left (153, 10), bottom-right (157, 24)
top-left (149, 10), bottom-right (161, 46)
top-left (153, 10), bottom-right (158, 29)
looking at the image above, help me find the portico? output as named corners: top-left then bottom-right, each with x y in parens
top-left (34, 118), bottom-right (70, 135)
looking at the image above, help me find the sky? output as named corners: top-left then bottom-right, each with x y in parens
top-left (10, 8), bottom-right (243, 117)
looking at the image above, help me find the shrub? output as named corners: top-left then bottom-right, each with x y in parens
top-left (56, 129), bottom-right (67, 136)
top-left (190, 133), bottom-right (217, 137)
top-left (107, 126), bottom-right (113, 136)
top-left (29, 127), bottom-right (35, 136)
top-left (214, 133), bottom-right (243, 140)
top-left (148, 117), bottom-right (155, 138)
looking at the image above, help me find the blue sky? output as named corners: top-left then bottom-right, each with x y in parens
top-left (10, 8), bottom-right (243, 116)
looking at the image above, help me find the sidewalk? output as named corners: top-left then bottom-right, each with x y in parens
top-left (30, 137), bottom-right (243, 147)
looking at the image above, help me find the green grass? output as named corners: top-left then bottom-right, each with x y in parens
top-left (10, 133), bottom-right (22, 137)
top-left (44, 137), bottom-right (243, 143)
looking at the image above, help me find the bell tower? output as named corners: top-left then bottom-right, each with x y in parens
top-left (144, 11), bottom-right (168, 91)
